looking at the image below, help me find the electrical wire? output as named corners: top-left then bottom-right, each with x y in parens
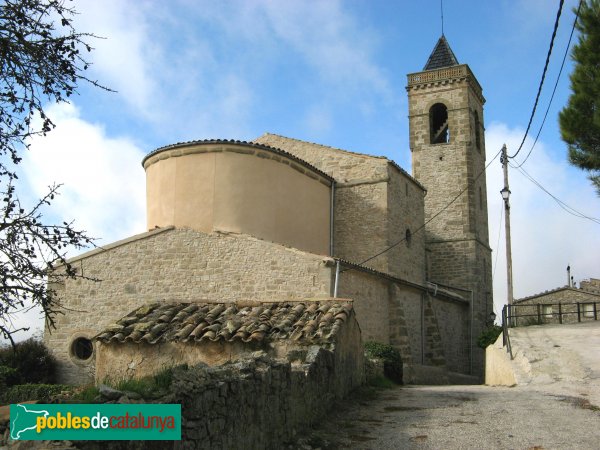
top-left (513, 0), bottom-right (583, 169)
top-left (509, 0), bottom-right (565, 160)
top-left (509, 161), bottom-right (600, 225)
top-left (348, 148), bottom-right (504, 269)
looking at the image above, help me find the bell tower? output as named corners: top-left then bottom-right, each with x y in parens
top-left (407, 36), bottom-right (493, 376)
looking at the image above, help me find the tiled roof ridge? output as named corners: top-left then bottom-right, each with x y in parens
top-left (256, 133), bottom-right (425, 192)
top-left (514, 285), bottom-right (600, 304)
top-left (141, 139), bottom-right (334, 183)
top-left (95, 300), bottom-right (354, 346)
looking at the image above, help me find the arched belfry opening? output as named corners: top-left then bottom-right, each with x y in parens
top-left (430, 103), bottom-right (449, 144)
top-left (407, 34), bottom-right (493, 379)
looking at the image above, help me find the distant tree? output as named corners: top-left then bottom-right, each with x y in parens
top-left (0, 0), bottom-right (107, 344)
top-left (559, 0), bottom-right (600, 195)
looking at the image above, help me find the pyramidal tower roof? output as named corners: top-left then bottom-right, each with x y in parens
top-left (423, 35), bottom-right (459, 71)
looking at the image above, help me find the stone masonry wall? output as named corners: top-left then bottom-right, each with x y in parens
top-left (407, 66), bottom-right (493, 379)
top-left (336, 268), bottom-right (462, 373)
top-left (513, 288), bottom-right (600, 326)
top-left (430, 296), bottom-right (470, 374)
top-left (45, 227), bottom-right (333, 385)
top-left (337, 270), bottom-right (390, 344)
top-left (386, 165), bottom-right (426, 283)
top-left (388, 284), bottom-right (419, 365)
top-left (254, 133), bottom-right (427, 284)
top-left (334, 183), bottom-right (389, 273)
top-left (580, 278), bottom-right (600, 294)
top-left (254, 133), bottom-right (389, 183)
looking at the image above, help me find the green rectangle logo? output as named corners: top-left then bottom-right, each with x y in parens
top-left (10, 403), bottom-right (181, 440)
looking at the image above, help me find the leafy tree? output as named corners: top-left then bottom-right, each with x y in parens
top-left (559, 0), bottom-right (600, 195)
top-left (0, 0), bottom-right (107, 344)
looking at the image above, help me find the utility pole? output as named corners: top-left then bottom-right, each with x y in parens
top-left (500, 144), bottom-right (514, 309)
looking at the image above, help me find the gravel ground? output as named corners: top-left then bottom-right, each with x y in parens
top-left (295, 384), bottom-right (600, 450)
top-left (293, 322), bottom-right (600, 449)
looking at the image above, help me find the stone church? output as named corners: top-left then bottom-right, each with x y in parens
top-left (45, 36), bottom-right (494, 384)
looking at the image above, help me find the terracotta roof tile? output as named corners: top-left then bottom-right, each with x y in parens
top-left (141, 139), bottom-right (334, 183)
top-left (95, 301), bottom-right (353, 346)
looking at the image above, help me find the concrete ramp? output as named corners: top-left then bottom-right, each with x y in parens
top-left (486, 321), bottom-right (600, 405)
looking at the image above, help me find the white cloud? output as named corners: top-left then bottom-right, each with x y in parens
top-left (74, 0), bottom-right (158, 118)
top-left (485, 122), bottom-right (600, 316)
top-left (258, 1), bottom-right (390, 95)
top-left (4, 102), bottom-right (147, 343)
top-left (22, 102), bottom-right (146, 245)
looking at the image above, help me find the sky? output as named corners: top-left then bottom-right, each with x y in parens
top-left (7, 0), bottom-right (600, 339)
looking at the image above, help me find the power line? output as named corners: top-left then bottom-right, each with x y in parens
top-left (513, 0), bottom-right (583, 169)
top-left (509, 162), bottom-right (600, 225)
top-left (509, 0), bottom-right (565, 160)
top-left (349, 148), bottom-right (504, 269)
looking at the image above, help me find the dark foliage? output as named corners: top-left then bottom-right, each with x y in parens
top-left (0, 337), bottom-right (57, 385)
top-left (0, 0), bottom-right (108, 342)
top-left (559, 0), bottom-right (600, 195)
top-left (364, 341), bottom-right (403, 384)
top-left (476, 325), bottom-right (502, 349)
top-left (0, 383), bottom-right (70, 404)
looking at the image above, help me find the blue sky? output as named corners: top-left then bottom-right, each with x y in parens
top-left (10, 0), bottom-right (600, 337)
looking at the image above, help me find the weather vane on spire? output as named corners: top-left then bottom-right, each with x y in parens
top-left (441, 0), bottom-right (445, 36)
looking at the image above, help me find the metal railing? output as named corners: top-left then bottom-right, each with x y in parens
top-left (506, 301), bottom-right (599, 327)
top-left (500, 301), bottom-right (600, 359)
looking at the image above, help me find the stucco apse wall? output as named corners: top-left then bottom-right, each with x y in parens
top-left (144, 142), bottom-right (332, 256)
top-left (45, 228), bottom-right (333, 384)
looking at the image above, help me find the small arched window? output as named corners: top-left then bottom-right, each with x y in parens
top-left (473, 110), bottom-right (481, 151)
top-left (405, 228), bottom-right (412, 247)
top-left (430, 103), bottom-right (449, 144)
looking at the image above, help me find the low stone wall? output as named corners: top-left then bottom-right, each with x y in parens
top-left (6, 349), bottom-right (362, 450)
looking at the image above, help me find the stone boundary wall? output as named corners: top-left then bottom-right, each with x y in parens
top-left (45, 228), bottom-right (333, 385)
top-left (35, 348), bottom-right (362, 450)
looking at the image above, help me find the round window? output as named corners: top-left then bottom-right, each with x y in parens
top-left (71, 337), bottom-right (93, 361)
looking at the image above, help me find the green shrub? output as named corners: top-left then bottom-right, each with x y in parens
top-left (71, 385), bottom-right (101, 403)
top-left (110, 364), bottom-right (187, 399)
top-left (0, 338), bottom-right (57, 385)
top-left (0, 365), bottom-right (19, 388)
top-left (367, 375), bottom-right (396, 389)
top-left (0, 383), bottom-right (70, 404)
top-left (364, 341), bottom-right (403, 384)
top-left (476, 325), bottom-right (502, 349)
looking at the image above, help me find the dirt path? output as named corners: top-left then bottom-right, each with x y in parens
top-left (295, 384), bottom-right (600, 449)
